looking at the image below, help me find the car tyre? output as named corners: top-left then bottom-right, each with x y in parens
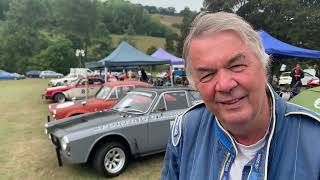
top-left (93, 142), bottom-right (129, 178)
top-left (54, 93), bottom-right (66, 103)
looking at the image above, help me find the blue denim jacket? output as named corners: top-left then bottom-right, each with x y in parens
top-left (161, 86), bottom-right (320, 180)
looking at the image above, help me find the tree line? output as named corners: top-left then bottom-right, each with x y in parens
top-left (0, 0), bottom-right (319, 74)
top-left (202, 0), bottom-right (320, 70)
top-left (0, 0), bottom-right (177, 74)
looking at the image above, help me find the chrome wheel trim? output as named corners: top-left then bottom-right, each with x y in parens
top-left (104, 147), bottom-right (126, 174)
top-left (57, 94), bottom-right (65, 102)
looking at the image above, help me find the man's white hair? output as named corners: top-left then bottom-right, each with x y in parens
top-left (183, 12), bottom-right (270, 88)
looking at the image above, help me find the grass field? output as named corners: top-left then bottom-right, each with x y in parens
top-left (0, 79), bottom-right (163, 180)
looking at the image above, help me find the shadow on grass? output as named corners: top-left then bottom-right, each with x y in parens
top-left (66, 152), bottom-right (164, 179)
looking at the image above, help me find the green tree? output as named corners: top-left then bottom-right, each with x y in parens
top-left (176, 7), bottom-right (197, 56)
top-left (204, 0), bottom-right (320, 50)
top-left (56, 0), bottom-right (101, 62)
top-left (101, 0), bottom-right (169, 37)
top-left (203, 0), bottom-right (241, 12)
top-left (165, 31), bottom-right (177, 54)
top-left (30, 38), bottom-right (77, 74)
top-left (146, 45), bottom-right (157, 55)
top-left (0, 0), bottom-right (48, 72)
top-left (0, 0), bottom-right (9, 20)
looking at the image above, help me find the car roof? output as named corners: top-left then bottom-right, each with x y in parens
top-left (132, 86), bottom-right (195, 93)
top-left (103, 81), bottom-right (152, 87)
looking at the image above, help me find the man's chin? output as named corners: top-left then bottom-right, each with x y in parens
top-left (217, 112), bottom-right (251, 126)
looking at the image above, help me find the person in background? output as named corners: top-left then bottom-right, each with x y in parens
top-left (290, 64), bottom-right (304, 88)
top-left (63, 80), bottom-right (68, 86)
top-left (279, 83), bottom-right (292, 101)
top-left (161, 12), bottom-right (320, 180)
top-left (140, 68), bottom-right (148, 82)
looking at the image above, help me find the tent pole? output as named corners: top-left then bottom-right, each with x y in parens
top-left (170, 65), bottom-right (173, 86)
top-left (104, 67), bottom-right (108, 82)
top-left (150, 66), bottom-right (152, 84)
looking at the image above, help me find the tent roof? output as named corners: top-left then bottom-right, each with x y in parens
top-left (259, 31), bottom-right (320, 58)
top-left (151, 48), bottom-right (184, 65)
top-left (85, 41), bottom-right (171, 68)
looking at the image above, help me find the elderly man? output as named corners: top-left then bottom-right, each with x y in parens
top-left (161, 12), bottom-right (320, 180)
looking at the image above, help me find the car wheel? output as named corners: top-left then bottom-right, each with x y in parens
top-left (93, 142), bottom-right (129, 177)
top-left (54, 93), bottom-right (66, 103)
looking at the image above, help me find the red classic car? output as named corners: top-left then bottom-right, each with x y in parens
top-left (47, 81), bottom-right (152, 120)
top-left (43, 77), bottom-right (105, 102)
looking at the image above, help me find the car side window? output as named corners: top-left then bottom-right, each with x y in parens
top-left (88, 79), bottom-right (94, 85)
top-left (189, 91), bottom-right (202, 105)
top-left (117, 86), bottom-right (134, 98)
top-left (79, 79), bottom-right (88, 85)
top-left (165, 91), bottom-right (188, 111)
top-left (154, 96), bottom-right (166, 112)
top-left (109, 88), bottom-right (118, 99)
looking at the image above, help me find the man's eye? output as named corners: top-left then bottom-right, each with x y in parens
top-left (230, 65), bottom-right (246, 72)
top-left (200, 73), bottom-right (215, 83)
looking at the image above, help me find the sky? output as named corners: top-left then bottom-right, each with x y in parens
top-left (128, 0), bottom-right (203, 12)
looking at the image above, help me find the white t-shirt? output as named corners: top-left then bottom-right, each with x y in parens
top-left (229, 134), bottom-right (267, 180)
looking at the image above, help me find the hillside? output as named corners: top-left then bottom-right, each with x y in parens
top-left (152, 14), bottom-right (183, 34)
top-left (111, 34), bottom-right (165, 53)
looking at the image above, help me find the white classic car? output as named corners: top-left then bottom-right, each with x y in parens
top-left (62, 78), bottom-right (105, 101)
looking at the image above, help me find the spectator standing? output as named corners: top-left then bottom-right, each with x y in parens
top-left (140, 68), bottom-right (148, 82)
top-left (290, 64), bottom-right (304, 91)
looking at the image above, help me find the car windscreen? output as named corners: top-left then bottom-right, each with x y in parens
top-left (96, 86), bottom-right (111, 99)
top-left (112, 91), bottom-right (156, 114)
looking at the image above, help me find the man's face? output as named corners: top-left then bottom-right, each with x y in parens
top-left (188, 30), bottom-right (268, 127)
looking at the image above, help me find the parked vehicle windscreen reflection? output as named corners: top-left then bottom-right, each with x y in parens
top-left (113, 91), bottom-right (156, 114)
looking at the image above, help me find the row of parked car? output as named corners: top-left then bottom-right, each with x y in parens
top-left (0, 69), bottom-right (64, 80)
top-left (26, 70), bottom-right (64, 79)
top-left (43, 77), bottom-right (202, 177)
top-left (0, 70), bottom-right (25, 80)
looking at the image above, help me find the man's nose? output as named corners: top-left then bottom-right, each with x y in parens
top-left (215, 70), bottom-right (237, 93)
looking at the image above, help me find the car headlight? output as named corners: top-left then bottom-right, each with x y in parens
top-left (60, 136), bottom-right (69, 151)
top-left (52, 109), bottom-right (57, 118)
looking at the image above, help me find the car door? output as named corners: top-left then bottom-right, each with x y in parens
top-left (87, 79), bottom-right (104, 97)
top-left (48, 71), bottom-right (54, 78)
top-left (69, 79), bottom-right (88, 99)
top-left (147, 91), bottom-right (189, 152)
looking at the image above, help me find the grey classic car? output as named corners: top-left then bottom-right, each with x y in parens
top-left (45, 87), bottom-right (201, 177)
